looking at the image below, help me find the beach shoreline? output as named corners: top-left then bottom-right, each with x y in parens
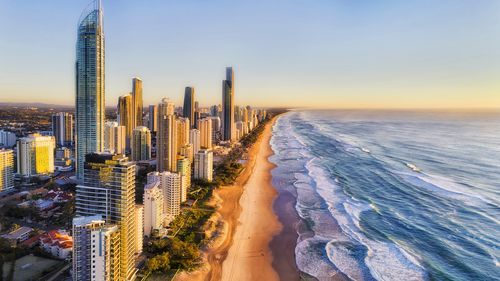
top-left (175, 116), bottom-right (298, 281)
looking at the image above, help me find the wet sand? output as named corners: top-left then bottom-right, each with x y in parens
top-left (269, 189), bottom-right (301, 281)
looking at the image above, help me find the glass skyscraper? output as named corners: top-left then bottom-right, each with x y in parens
top-left (75, 0), bottom-right (105, 180)
top-left (183, 87), bottom-right (195, 128)
top-left (222, 67), bottom-right (235, 141)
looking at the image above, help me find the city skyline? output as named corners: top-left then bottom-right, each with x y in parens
top-left (1, 0), bottom-right (499, 109)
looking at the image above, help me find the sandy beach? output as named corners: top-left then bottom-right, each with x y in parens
top-left (175, 116), bottom-right (300, 281)
top-left (218, 118), bottom-right (283, 281)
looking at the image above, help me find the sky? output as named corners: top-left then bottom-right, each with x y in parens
top-left (0, 0), bottom-right (499, 109)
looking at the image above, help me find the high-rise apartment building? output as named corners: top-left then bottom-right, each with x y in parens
top-left (51, 112), bottom-right (73, 147)
top-left (183, 87), bottom-right (195, 128)
top-left (236, 121), bottom-right (247, 140)
top-left (177, 156), bottom-right (191, 203)
top-left (210, 105), bottom-right (218, 117)
top-left (118, 94), bottom-right (133, 148)
top-left (242, 106), bottom-right (249, 124)
top-left (210, 116), bottom-right (221, 143)
top-left (72, 215), bottom-right (120, 281)
top-left (222, 67), bottom-right (235, 141)
top-left (143, 178), bottom-right (164, 237)
top-left (148, 105), bottom-right (158, 133)
top-left (75, 153), bottom-right (137, 280)
top-left (131, 126), bottom-right (151, 161)
top-left (17, 134), bottom-right (55, 177)
top-left (104, 122), bottom-right (126, 154)
top-left (148, 171), bottom-right (181, 221)
top-left (132, 78), bottom-right (143, 127)
top-left (0, 149), bottom-right (14, 191)
top-left (75, 1), bottom-right (105, 180)
top-left (134, 205), bottom-right (144, 254)
top-left (180, 144), bottom-right (194, 163)
top-left (194, 149), bottom-right (213, 182)
top-left (176, 117), bottom-right (190, 153)
top-left (197, 118), bottom-right (213, 149)
top-left (189, 129), bottom-right (200, 155)
top-left (157, 99), bottom-right (177, 172)
top-left (0, 130), bottom-right (16, 148)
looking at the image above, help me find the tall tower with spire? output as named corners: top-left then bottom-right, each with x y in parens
top-left (75, 0), bottom-right (105, 180)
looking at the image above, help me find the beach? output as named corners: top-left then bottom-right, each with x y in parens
top-left (219, 117), bottom-right (283, 281)
top-left (175, 116), bottom-right (300, 281)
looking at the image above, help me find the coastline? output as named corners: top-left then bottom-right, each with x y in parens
top-left (175, 116), bottom-right (294, 281)
top-left (218, 117), bottom-right (284, 280)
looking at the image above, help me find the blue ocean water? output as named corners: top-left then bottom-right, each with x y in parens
top-left (270, 110), bottom-right (500, 281)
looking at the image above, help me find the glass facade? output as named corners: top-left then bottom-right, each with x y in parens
top-left (183, 87), bottom-right (195, 128)
top-left (76, 1), bottom-right (105, 180)
top-left (222, 67), bottom-right (235, 141)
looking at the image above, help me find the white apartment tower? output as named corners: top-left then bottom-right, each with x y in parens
top-left (194, 149), bottom-right (213, 182)
top-left (189, 129), bottom-right (200, 155)
top-left (72, 215), bottom-right (120, 281)
top-left (104, 122), bottom-right (126, 154)
top-left (148, 171), bottom-right (182, 221)
top-left (143, 178), bottom-right (165, 236)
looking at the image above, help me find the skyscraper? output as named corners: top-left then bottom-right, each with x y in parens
top-left (194, 149), bottom-right (213, 182)
top-left (177, 156), bottom-right (191, 203)
top-left (148, 105), bottom-right (158, 133)
top-left (180, 144), bottom-right (194, 163)
top-left (176, 117), bottom-right (190, 153)
top-left (210, 116), bottom-right (221, 143)
top-left (104, 121), bottom-right (126, 154)
top-left (118, 94), bottom-right (133, 148)
top-left (143, 177), bottom-right (164, 237)
top-left (157, 98), bottom-right (177, 172)
top-left (131, 126), bottom-right (151, 161)
top-left (197, 118), bottom-right (213, 149)
top-left (148, 171), bottom-right (182, 221)
top-left (51, 112), bottom-right (74, 147)
top-left (17, 134), bottom-right (55, 177)
top-left (75, 153), bottom-right (137, 280)
top-left (134, 205), bottom-right (144, 254)
top-left (0, 149), bottom-right (14, 191)
top-left (0, 130), bottom-right (16, 148)
top-left (72, 215), bottom-right (120, 281)
top-left (132, 77), bottom-right (143, 128)
top-left (222, 67), bottom-right (235, 141)
top-left (75, 0), bottom-right (105, 180)
top-left (183, 87), bottom-right (195, 128)
top-left (189, 129), bottom-right (200, 155)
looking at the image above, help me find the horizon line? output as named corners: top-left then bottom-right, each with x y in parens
top-left (1, 102), bottom-right (499, 112)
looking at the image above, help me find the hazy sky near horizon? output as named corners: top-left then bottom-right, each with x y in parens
top-left (0, 0), bottom-right (499, 109)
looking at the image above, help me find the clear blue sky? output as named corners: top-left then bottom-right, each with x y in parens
top-left (0, 0), bottom-right (499, 108)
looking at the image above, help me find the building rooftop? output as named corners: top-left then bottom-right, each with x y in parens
top-left (40, 230), bottom-right (73, 250)
top-left (2, 226), bottom-right (33, 240)
top-left (73, 215), bottom-right (104, 226)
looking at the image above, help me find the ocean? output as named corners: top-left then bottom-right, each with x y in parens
top-left (269, 110), bottom-right (500, 281)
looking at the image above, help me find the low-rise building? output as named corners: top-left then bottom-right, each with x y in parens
top-left (1, 226), bottom-right (33, 244)
top-left (40, 230), bottom-right (73, 259)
